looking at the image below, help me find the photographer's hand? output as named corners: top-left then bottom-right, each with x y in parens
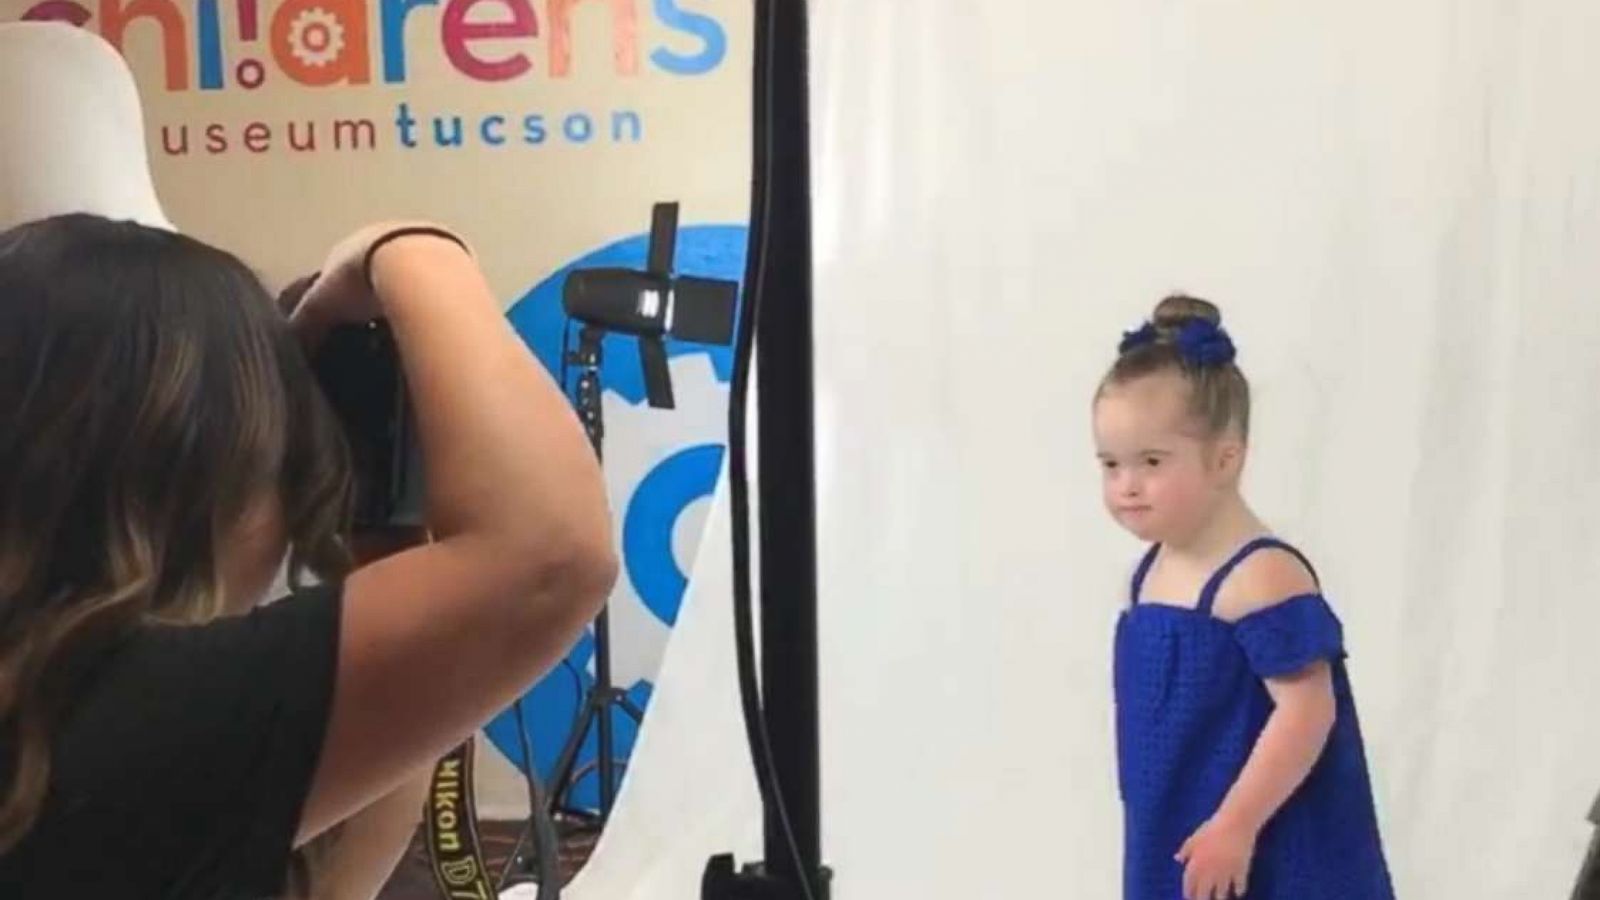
top-left (294, 218), bottom-right (614, 843)
top-left (287, 222), bottom-right (471, 349)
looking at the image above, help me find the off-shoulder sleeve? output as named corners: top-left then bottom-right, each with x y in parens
top-left (1232, 593), bottom-right (1346, 678)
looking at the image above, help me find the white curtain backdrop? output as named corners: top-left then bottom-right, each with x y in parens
top-left (558, 2), bottom-right (1600, 897)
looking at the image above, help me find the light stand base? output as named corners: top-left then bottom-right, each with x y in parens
top-left (701, 855), bottom-right (832, 900)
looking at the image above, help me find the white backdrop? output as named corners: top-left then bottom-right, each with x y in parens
top-left (560, 2), bottom-right (1600, 897)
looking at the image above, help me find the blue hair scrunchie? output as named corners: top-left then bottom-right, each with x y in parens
top-left (1175, 319), bottom-right (1236, 366)
top-left (1117, 319), bottom-right (1237, 367)
top-left (1118, 322), bottom-right (1159, 354)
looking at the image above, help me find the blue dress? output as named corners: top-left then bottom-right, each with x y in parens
top-left (1114, 537), bottom-right (1395, 899)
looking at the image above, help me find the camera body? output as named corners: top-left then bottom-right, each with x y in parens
top-left (278, 275), bottom-right (424, 530)
top-left (310, 320), bottom-right (425, 529)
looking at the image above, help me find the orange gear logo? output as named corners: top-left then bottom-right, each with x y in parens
top-left (285, 7), bottom-right (346, 69)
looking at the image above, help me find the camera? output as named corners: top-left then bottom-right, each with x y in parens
top-left (279, 277), bottom-right (424, 530)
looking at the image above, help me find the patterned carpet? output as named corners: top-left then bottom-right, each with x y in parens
top-left (377, 819), bottom-right (600, 900)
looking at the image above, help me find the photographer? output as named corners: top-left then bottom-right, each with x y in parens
top-left (0, 214), bottom-right (616, 897)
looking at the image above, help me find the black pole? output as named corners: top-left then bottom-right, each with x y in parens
top-left (754, 0), bottom-right (821, 889)
top-left (701, 0), bottom-right (826, 897)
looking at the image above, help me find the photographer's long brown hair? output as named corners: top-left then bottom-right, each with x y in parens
top-left (0, 215), bottom-right (354, 852)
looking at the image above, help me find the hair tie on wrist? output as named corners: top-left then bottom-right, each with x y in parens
top-left (361, 226), bottom-right (470, 289)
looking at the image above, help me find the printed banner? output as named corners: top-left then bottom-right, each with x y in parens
top-left (1, 0), bottom-right (752, 814)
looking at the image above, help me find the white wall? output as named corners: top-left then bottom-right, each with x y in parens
top-left (564, 3), bottom-right (1600, 897)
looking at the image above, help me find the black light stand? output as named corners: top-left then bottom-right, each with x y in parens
top-left (702, 0), bottom-right (831, 898)
top-left (501, 201), bottom-right (739, 890)
top-left (543, 323), bottom-right (646, 824)
top-left (500, 326), bottom-right (642, 894)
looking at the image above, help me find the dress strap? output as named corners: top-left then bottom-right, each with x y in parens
top-left (1129, 544), bottom-right (1161, 607)
top-left (1196, 537), bottom-right (1320, 616)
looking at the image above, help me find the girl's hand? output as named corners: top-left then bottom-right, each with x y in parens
top-left (1176, 816), bottom-right (1256, 899)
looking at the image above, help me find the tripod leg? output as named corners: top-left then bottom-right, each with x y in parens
top-left (592, 607), bottom-right (619, 818)
top-left (499, 773), bottom-right (562, 890)
top-left (597, 703), bottom-right (615, 816)
top-left (546, 699), bottom-right (597, 816)
top-left (500, 700), bottom-right (537, 885)
top-left (513, 699), bottom-right (541, 820)
top-left (499, 820), bottom-right (535, 889)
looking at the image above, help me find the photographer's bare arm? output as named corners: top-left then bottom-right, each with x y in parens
top-left (291, 770), bottom-right (430, 899)
top-left (291, 227), bottom-right (616, 843)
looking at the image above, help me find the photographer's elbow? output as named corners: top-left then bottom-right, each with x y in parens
top-left (566, 539), bottom-right (620, 619)
top-left (481, 490), bottom-right (617, 640)
top-left (530, 525), bottom-right (618, 625)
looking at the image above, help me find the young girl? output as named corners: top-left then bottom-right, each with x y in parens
top-left (1095, 295), bottom-right (1395, 900)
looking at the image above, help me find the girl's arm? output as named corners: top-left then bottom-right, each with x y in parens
top-left (1177, 548), bottom-right (1337, 899)
top-left (1209, 661), bottom-right (1337, 833)
top-left (1210, 546), bottom-right (1338, 831)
